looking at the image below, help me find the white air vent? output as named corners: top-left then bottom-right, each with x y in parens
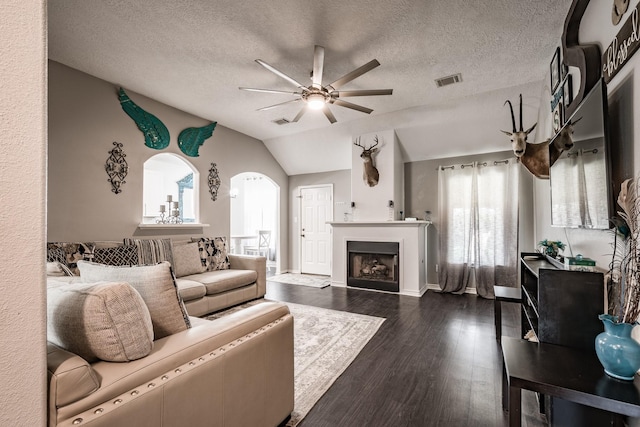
top-left (435, 73), bottom-right (463, 87)
top-left (272, 118), bottom-right (291, 125)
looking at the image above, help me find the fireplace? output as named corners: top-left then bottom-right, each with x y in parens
top-left (347, 241), bottom-right (399, 292)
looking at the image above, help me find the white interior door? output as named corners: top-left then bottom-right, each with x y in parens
top-left (300, 185), bottom-right (332, 275)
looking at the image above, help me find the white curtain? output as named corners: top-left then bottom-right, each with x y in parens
top-left (438, 160), bottom-right (519, 298)
top-left (550, 149), bottom-right (608, 228)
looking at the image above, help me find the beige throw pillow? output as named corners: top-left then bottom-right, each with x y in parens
top-left (47, 281), bottom-right (154, 362)
top-left (77, 261), bottom-right (191, 339)
top-left (173, 242), bottom-right (206, 277)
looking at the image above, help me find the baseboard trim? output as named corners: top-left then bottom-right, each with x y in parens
top-left (427, 284), bottom-right (478, 295)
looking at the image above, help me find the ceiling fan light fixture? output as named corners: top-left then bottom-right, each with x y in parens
top-left (305, 92), bottom-right (327, 110)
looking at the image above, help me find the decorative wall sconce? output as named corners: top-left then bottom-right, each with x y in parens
top-left (157, 194), bottom-right (182, 224)
top-left (208, 163), bottom-right (221, 201)
top-left (105, 141), bottom-right (128, 194)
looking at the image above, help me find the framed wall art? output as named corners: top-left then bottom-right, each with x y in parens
top-left (552, 94), bottom-right (564, 134)
top-left (563, 75), bottom-right (573, 108)
top-left (550, 47), bottom-right (561, 93)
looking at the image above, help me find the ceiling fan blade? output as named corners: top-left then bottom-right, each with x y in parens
top-left (331, 98), bottom-right (373, 114)
top-left (239, 87), bottom-right (301, 95)
top-left (323, 106), bottom-right (337, 124)
top-left (256, 98), bottom-right (301, 111)
top-left (291, 107), bottom-right (306, 122)
top-left (327, 59), bottom-right (381, 90)
top-left (312, 45), bottom-right (325, 89)
top-left (334, 89), bottom-right (393, 97)
top-left (255, 59), bottom-right (309, 91)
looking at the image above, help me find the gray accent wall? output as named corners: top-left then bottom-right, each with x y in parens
top-left (48, 61), bottom-right (289, 271)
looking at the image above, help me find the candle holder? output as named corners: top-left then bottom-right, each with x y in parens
top-left (156, 196), bottom-right (183, 224)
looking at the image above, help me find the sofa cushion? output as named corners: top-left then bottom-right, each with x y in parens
top-left (47, 280), bottom-right (154, 362)
top-left (123, 238), bottom-right (174, 266)
top-left (173, 242), bottom-right (206, 277)
top-left (182, 269), bottom-right (258, 295)
top-left (93, 245), bottom-right (139, 266)
top-left (175, 278), bottom-right (207, 302)
top-left (77, 261), bottom-right (191, 339)
top-left (193, 237), bottom-right (230, 271)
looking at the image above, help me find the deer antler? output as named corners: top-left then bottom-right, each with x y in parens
top-left (354, 137), bottom-right (365, 149)
top-left (370, 135), bottom-right (379, 149)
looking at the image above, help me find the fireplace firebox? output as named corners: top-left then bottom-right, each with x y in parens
top-left (347, 241), bottom-right (399, 292)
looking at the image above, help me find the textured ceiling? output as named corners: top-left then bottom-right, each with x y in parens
top-left (48, 0), bottom-right (572, 175)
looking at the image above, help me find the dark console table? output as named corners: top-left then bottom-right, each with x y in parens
top-left (502, 337), bottom-right (640, 426)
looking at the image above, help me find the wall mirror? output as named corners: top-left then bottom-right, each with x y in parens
top-left (143, 153), bottom-right (199, 223)
top-left (549, 79), bottom-right (611, 229)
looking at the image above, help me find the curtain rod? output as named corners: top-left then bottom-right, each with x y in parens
top-left (567, 148), bottom-right (598, 158)
top-left (438, 159), bottom-right (510, 171)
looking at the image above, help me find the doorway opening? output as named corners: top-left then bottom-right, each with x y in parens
top-left (230, 172), bottom-right (279, 274)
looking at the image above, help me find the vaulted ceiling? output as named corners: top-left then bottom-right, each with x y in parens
top-left (48, 0), bottom-right (572, 175)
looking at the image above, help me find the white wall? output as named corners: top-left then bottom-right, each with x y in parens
top-left (351, 130), bottom-right (403, 220)
top-left (0, 1), bottom-right (47, 424)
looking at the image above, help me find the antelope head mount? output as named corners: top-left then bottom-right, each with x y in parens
top-left (501, 94), bottom-right (537, 158)
top-left (354, 136), bottom-right (380, 187)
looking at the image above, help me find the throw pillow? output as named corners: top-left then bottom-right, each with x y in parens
top-left (193, 237), bottom-right (230, 271)
top-left (47, 242), bottom-right (96, 275)
top-left (93, 245), bottom-right (139, 266)
top-left (46, 261), bottom-right (74, 277)
top-left (123, 238), bottom-right (173, 266)
top-left (47, 281), bottom-right (154, 362)
top-left (77, 261), bottom-right (191, 339)
top-left (172, 242), bottom-right (206, 277)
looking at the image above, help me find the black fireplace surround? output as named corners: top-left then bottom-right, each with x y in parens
top-left (347, 241), bottom-right (399, 292)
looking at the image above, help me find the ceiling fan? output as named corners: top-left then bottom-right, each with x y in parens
top-left (239, 45), bottom-right (393, 124)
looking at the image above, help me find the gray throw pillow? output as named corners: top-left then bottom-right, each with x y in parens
top-left (47, 281), bottom-right (154, 362)
top-left (77, 261), bottom-right (191, 339)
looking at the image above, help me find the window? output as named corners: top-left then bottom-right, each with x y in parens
top-left (142, 153), bottom-right (199, 224)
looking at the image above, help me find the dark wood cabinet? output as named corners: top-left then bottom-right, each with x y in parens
top-left (519, 252), bottom-right (616, 425)
top-left (520, 252), bottom-right (605, 350)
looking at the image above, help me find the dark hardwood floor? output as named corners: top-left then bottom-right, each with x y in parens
top-left (265, 281), bottom-right (547, 427)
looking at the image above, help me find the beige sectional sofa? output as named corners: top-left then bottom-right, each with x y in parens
top-left (47, 301), bottom-right (294, 427)
top-left (45, 238), bottom-right (288, 426)
top-left (46, 237), bottom-right (267, 317)
top-left (176, 254), bottom-right (266, 316)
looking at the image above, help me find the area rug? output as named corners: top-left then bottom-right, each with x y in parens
top-left (205, 300), bottom-right (384, 426)
top-left (268, 272), bottom-right (331, 288)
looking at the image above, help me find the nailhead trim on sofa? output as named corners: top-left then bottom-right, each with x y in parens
top-left (63, 316), bottom-right (291, 426)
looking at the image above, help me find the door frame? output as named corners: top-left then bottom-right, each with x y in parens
top-left (298, 184), bottom-right (334, 275)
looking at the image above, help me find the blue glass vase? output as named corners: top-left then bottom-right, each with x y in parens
top-left (595, 314), bottom-right (640, 381)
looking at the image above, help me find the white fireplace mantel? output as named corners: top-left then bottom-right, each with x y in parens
top-left (328, 220), bottom-right (430, 297)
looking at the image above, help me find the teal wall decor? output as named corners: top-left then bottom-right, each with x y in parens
top-left (208, 162), bottom-right (221, 201)
top-left (178, 122), bottom-right (217, 157)
top-left (105, 141), bottom-right (128, 194)
top-left (118, 87), bottom-right (170, 150)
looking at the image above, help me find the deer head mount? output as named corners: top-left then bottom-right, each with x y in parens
top-left (500, 94), bottom-right (582, 180)
top-left (354, 136), bottom-right (380, 187)
top-left (500, 94), bottom-right (537, 158)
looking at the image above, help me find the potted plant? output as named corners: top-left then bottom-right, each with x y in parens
top-left (596, 176), bottom-right (640, 381)
top-left (537, 239), bottom-right (565, 259)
